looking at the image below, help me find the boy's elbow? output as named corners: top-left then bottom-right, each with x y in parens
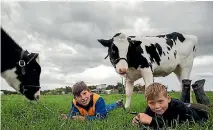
top-left (96, 113), bottom-right (107, 120)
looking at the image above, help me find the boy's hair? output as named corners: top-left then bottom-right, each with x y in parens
top-left (145, 82), bottom-right (168, 101)
top-left (72, 81), bottom-right (90, 97)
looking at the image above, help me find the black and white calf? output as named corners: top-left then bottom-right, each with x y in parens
top-left (1, 27), bottom-right (41, 100)
top-left (98, 32), bottom-right (197, 109)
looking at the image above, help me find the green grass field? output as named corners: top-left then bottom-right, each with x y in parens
top-left (1, 92), bottom-right (213, 130)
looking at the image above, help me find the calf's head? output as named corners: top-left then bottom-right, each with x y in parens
top-left (2, 51), bottom-right (41, 100)
top-left (98, 33), bottom-right (136, 75)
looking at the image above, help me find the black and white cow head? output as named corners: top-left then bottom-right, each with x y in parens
top-left (2, 52), bottom-right (41, 100)
top-left (1, 27), bottom-right (41, 100)
top-left (18, 51), bottom-right (41, 100)
top-left (98, 33), bottom-right (141, 75)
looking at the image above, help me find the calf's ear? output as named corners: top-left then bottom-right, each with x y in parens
top-left (97, 39), bottom-right (111, 48)
top-left (27, 53), bottom-right (39, 64)
top-left (35, 53), bottom-right (40, 64)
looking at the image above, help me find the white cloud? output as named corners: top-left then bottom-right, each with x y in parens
top-left (64, 65), bottom-right (120, 86)
top-left (196, 72), bottom-right (213, 77)
top-left (109, 1), bottom-right (142, 10)
top-left (193, 55), bottom-right (213, 67)
top-left (120, 17), bottom-right (160, 36)
top-left (133, 18), bottom-right (159, 35)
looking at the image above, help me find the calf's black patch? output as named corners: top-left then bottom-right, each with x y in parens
top-left (174, 50), bottom-right (177, 59)
top-left (167, 47), bottom-right (171, 51)
top-left (155, 43), bottom-right (163, 56)
top-left (166, 32), bottom-right (185, 43)
top-left (113, 33), bottom-right (121, 38)
top-left (193, 45), bottom-right (195, 52)
top-left (129, 36), bottom-right (136, 38)
top-left (127, 41), bottom-right (149, 69)
top-left (145, 44), bottom-right (161, 66)
top-left (166, 39), bottom-right (174, 48)
top-left (156, 35), bottom-right (166, 38)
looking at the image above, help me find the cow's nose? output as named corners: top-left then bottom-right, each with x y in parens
top-left (119, 68), bottom-right (128, 74)
top-left (34, 90), bottom-right (40, 100)
top-left (35, 95), bottom-right (40, 100)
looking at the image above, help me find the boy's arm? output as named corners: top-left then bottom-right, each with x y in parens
top-left (85, 97), bottom-right (107, 120)
top-left (143, 107), bottom-right (165, 128)
top-left (148, 116), bottom-right (166, 128)
top-left (67, 102), bottom-right (80, 118)
top-left (144, 107), bottom-right (152, 115)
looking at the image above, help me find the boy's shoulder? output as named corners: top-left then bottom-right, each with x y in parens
top-left (170, 98), bottom-right (184, 104)
top-left (92, 93), bottom-right (101, 97)
top-left (92, 93), bottom-right (102, 100)
top-left (94, 95), bottom-right (106, 107)
top-left (92, 93), bottom-right (104, 102)
top-left (169, 98), bottom-right (185, 109)
top-left (171, 98), bottom-right (184, 103)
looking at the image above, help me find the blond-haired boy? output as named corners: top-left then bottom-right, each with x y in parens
top-left (132, 80), bottom-right (210, 129)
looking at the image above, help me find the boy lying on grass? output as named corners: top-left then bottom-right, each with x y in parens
top-left (132, 80), bottom-right (210, 129)
top-left (60, 81), bottom-right (124, 121)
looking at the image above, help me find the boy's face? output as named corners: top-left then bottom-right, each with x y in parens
top-left (75, 90), bottom-right (91, 106)
top-left (147, 93), bottom-right (171, 115)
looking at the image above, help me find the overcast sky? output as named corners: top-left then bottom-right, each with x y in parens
top-left (1, 1), bottom-right (213, 91)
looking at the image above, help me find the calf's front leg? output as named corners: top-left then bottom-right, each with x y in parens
top-left (125, 79), bottom-right (134, 109)
top-left (140, 67), bottom-right (154, 88)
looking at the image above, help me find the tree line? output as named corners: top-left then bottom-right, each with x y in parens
top-left (1, 82), bottom-right (145, 95)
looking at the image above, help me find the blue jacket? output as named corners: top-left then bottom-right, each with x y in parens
top-left (67, 94), bottom-right (107, 120)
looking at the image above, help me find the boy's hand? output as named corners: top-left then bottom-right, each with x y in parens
top-left (138, 113), bottom-right (152, 124)
top-left (60, 114), bottom-right (68, 120)
top-left (72, 116), bottom-right (85, 121)
top-left (132, 114), bottom-right (141, 127)
top-left (132, 113), bottom-right (152, 126)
